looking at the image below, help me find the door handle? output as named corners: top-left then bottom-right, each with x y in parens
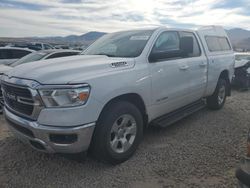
top-left (199, 62), bottom-right (207, 67)
top-left (179, 65), bottom-right (189, 70)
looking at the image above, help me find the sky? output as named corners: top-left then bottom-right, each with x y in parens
top-left (0, 0), bottom-right (250, 37)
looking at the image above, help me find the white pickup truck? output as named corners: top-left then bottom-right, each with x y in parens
top-left (1, 26), bottom-right (234, 164)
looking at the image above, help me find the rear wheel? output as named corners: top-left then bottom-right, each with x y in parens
top-left (207, 78), bottom-right (227, 110)
top-left (90, 101), bottom-right (143, 164)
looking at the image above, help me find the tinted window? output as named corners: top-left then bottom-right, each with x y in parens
top-left (33, 44), bottom-right (42, 50)
top-left (27, 45), bottom-right (41, 51)
top-left (0, 49), bottom-right (13, 59)
top-left (44, 44), bottom-right (53, 49)
top-left (11, 49), bottom-right (31, 58)
top-left (152, 31), bottom-right (180, 53)
top-left (179, 32), bottom-right (201, 57)
top-left (206, 36), bottom-right (231, 52)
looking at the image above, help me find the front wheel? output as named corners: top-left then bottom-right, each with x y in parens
top-left (90, 101), bottom-right (143, 164)
top-left (207, 78), bottom-right (227, 110)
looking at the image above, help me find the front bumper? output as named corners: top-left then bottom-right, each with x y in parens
top-left (236, 157), bottom-right (250, 187)
top-left (4, 107), bottom-right (95, 153)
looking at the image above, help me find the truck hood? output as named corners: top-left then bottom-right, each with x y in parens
top-left (0, 64), bottom-right (13, 74)
top-left (6, 55), bottom-right (135, 84)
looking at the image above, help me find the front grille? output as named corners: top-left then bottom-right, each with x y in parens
top-left (2, 83), bottom-right (34, 116)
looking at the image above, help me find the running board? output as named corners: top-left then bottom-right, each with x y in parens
top-left (151, 99), bottom-right (206, 128)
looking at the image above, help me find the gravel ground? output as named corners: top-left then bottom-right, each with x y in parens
top-left (0, 90), bottom-right (249, 188)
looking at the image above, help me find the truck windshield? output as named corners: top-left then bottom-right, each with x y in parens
top-left (83, 30), bottom-right (154, 58)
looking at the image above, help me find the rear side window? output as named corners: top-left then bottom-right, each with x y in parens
top-left (179, 31), bottom-right (201, 57)
top-left (34, 44), bottom-right (42, 50)
top-left (11, 49), bottom-right (31, 58)
top-left (0, 49), bottom-right (13, 59)
top-left (0, 49), bottom-right (31, 59)
top-left (44, 44), bottom-right (53, 49)
top-left (205, 36), bottom-right (231, 52)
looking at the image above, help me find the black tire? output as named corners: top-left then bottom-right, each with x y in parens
top-left (206, 78), bottom-right (227, 110)
top-left (90, 101), bottom-right (143, 164)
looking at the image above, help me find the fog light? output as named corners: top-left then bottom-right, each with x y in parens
top-left (49, 134), bottom-right (77, 144)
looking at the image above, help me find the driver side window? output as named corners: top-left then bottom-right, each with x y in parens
top-left (152, 31), bottom-right (180, 53)
top-left (149, 31), bottom-right (182, 62)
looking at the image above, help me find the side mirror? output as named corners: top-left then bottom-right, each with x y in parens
top-left (180, 36), bottom-right (193, 56)
top-left (148, 51), bottom-right (164, 62)
top-left (149, 50), bottom-right (182, 63)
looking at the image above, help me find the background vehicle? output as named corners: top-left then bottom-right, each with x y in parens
top-left (0, 47), bottom-right (34, 65)
top-left (7, 42), bottom-right (55, 51)
top-left (10, 49), bottom-right (80, 67)
top-left (232, 53), bottom-right (250, 90)
top-left (236, 129), bottom-right (250, 187)
top-left (1, 26), bottom-right (234, 164)
top-left (0, 49), bottom-right (80, 114)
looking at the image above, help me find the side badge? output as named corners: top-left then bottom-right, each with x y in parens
top-left (111, 62), bottom-right (128, 68)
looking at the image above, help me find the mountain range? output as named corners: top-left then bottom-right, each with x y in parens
top-left (40, 31), bottom-right (107, 45)
top-left (226, 28), bottom-right (250, 50)
top-left (0, 28), bottom-right (250, 50)
top-left (0, 31), bottom-right (107, 46)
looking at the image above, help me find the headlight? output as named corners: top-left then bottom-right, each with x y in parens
top-left (38, 86), bottom-right (90, 108)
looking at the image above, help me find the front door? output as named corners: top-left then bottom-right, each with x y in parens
top-left (148, 31), bottom-right (192, 119)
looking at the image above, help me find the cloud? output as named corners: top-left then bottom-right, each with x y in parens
top-left (0, 0), bottom-right (51, 11)
top-left (61, 0), bottom-right (83, 3)
top-left (0, 0), bottom-right (250, 37)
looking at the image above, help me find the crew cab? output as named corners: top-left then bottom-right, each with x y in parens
top-left (1, 26), bottom-right (235, 164)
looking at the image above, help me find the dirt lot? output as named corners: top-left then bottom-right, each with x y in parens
top-left (0, 90), bottom-right (249, 188)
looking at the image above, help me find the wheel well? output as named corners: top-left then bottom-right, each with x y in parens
top-left (100, 93), bottom-right (148, 128)
top-left (219, 70), bottom-right (231, 96)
